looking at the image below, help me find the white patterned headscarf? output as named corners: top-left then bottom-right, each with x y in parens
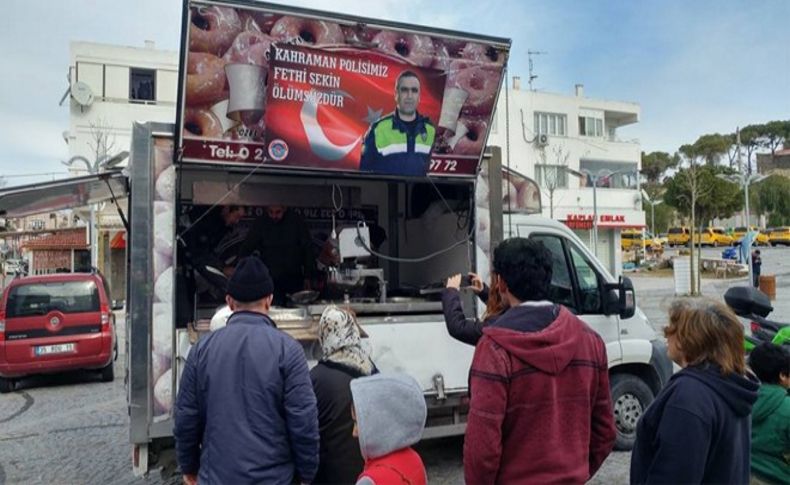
top-left (318, 306), bottom-right (374, 376)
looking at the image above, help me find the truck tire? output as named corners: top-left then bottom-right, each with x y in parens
top-left (0, 376), bottom-right (15, 393)
top-left (100, 361), bottom-right (115, 382)
top-left (610, 373), bottom-right (654, 451)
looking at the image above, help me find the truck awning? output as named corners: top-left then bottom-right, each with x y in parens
top-left (0, 171), bottom-right (128, 218)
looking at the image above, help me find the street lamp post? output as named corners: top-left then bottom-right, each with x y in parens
top-left (62, 151), bottom-right (129, 270)
top-left (567, 167), bottom-right (637, 256)
top-left (717, 172), bottom-right (766, 286)
top-left (641, 189), bottom-right (663, 237)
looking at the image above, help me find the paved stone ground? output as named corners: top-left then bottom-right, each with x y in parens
top-left (1, 246), bottom-right (788, 484)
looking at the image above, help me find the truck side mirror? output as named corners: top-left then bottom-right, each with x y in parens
top-left (619, 276), bottom-right (636, 319)
top-left (603, 276), bottom-right (636, 319)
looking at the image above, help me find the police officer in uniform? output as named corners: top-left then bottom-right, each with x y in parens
top-left (360, 70), bottom-right (436, 177)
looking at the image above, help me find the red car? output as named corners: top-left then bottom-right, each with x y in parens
top-left (0, 272), bottom-right (118, 393)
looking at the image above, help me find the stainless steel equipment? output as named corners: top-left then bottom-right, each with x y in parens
top-left (328, 265), bottom-right (387, 303)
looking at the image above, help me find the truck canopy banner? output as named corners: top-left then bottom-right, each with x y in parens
top-left (0, 172), bottom-right (128, 219)
top-left (177, 0), bottom-right (510, 178)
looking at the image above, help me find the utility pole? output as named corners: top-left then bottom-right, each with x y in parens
top-left (527, 50), bottom-right (547, 91)
top-left (737, 127), bottom-right (745, 224)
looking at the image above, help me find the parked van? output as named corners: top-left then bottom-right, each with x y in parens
top-left (696, 227), bottom-right (734, 247)
top-left (621, 230), bottom-right (643, 251)
top-left (769, 227), bottom-right (790, 246)
top-left (732, 226), bottom-right (769, 246)
top-left (0, 272), bottom-right (119, 392)
top-left (622, 230), bottom-right (662, 251)
top-left (667, 227), bottom-right (690, 247)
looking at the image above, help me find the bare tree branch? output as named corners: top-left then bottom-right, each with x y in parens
top-left (538, 145), bottom-right (571, 219)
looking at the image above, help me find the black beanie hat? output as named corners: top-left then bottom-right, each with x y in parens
top-left (227, 256), bottom-right (274, 302)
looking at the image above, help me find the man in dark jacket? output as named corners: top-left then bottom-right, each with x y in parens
top-left (752, 249), bottom-right (762, 288)
top-left (464, 238), bottom-right (616, 484)
top-left (240, 205), bottom-right (316, 306)
top-left (174, 256), bottom-right (319, 485)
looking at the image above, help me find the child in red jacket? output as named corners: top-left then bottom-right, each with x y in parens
top-left (350, 373), bottom-right (427, 485)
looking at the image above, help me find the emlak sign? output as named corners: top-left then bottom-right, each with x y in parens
top-left (564, 213), bottom-right (643, 230)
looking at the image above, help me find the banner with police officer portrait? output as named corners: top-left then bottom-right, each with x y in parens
top-left (177, 0), bottom-right (510, 178)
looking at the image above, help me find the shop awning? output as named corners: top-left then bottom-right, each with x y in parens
top-left (0, 171), bottom-right (128, 218)
top-left (110, 231), bottom-right (126, 249)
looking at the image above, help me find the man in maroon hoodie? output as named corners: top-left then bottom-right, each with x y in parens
top-left (464, 237), bottom-right (616, 484)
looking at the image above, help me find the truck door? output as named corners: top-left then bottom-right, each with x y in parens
top-left (528, 233), bottom-right (623, 364)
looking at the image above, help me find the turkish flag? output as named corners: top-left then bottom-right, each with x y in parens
top-left (264, 43), bottom-right (445, 172)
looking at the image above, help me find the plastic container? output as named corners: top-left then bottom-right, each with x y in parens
top-left (759, 275), bottom-right (776, 301)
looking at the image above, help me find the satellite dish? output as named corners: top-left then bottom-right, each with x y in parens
top-left (71, 81), bottom-right (94, 107)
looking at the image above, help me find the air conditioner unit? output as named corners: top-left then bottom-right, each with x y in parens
top-left (537, 133), bottom-right (549, 146)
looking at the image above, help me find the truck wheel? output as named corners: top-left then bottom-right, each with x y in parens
top-left (0, 377), bottom-right (15, 393)
top-left (610, 373), bottom-right (654, 451)
top-left (100, 362), bottom-right (115, 382)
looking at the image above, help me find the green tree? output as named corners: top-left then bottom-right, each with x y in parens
top-left (665, 144), bottom-right (743, 295)
top-left (664, 165), bottom-right (743, 223)
top-left (740, 124), bottom-right (762, 174)
top-left (641, 151), bottom-right (677, 184)
top-left (693, 133), bottom-right (732, 166)
top-left (758, 120), bottom-right (790, 158)
top-left (752, 175), bottom-right (790, 226)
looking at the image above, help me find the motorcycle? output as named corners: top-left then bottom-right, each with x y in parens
top-left (723, 286), bottom-right (790, 351)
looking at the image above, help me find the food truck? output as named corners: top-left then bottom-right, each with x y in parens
top-left (0, 0), bottom-right (671, 477)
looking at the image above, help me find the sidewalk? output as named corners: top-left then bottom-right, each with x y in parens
top-left (631, 266), bottom-right (790, 330)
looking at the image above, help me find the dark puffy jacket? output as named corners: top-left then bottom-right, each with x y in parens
top-left (630, 363), bottom-right (759, 485)
top-left (310, 361), bottom-right (369, 484)
top-left (440, 286), bottom-right (493, 346)
top-left (174, 311), bottom-right (319, 484)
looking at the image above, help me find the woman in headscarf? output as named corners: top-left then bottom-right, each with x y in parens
top-left (310, 306), bottom-right (377, 484)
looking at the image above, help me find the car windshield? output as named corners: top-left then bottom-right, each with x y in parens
top-left (669, 228), bottom-right (683, 234)
top-left (6, 281), bottom-right (99, 317)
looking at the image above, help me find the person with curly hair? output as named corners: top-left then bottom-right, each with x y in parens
top-left (630, 299), bottom-right (760, 485)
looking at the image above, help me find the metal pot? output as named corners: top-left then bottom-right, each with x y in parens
top-left (288, 290), bottom-right (320, 306)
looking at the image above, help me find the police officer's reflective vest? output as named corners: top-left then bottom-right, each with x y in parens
top-left (360, 111), bottom-right (436, 176)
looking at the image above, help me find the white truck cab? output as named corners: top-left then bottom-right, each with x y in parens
top-left (503, 213), bottom-right (671, 449)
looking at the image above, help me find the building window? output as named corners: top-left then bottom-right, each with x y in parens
top-left (30, 220), bottom-right (45, 230)
top-left (579, 160), bottom-right (638, 189)
top-left (130, 68), bottom-right (156, 103)
top-left (535, 164), bottom-right (569, 189)
top-left (534, 112), bottom-right (567, 136)
top-left (579, 116), bottom-right (603, 137)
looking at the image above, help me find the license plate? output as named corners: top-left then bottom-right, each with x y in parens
top-left (35, 343), bottom-right (76, 356)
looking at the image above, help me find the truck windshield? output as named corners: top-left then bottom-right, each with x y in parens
top-left (6, 281), bottom-right (99, 317)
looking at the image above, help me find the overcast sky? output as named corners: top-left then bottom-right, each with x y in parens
top-left (2, 0), bottom-right (789, 184)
